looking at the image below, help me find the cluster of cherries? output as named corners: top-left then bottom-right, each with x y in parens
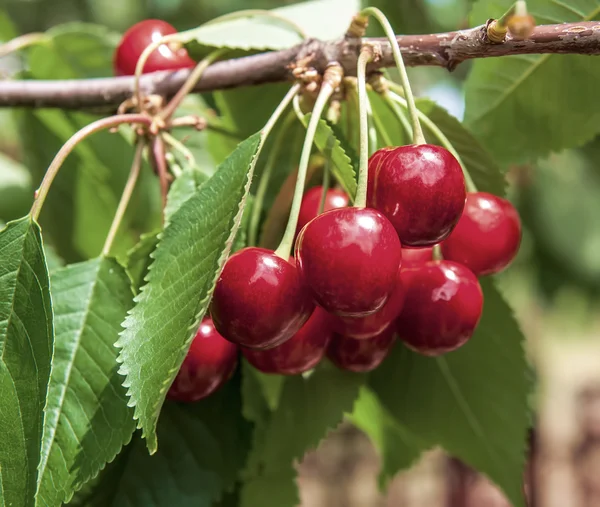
top-left (112, 21), bottom-right (521, 403)
top-left (169, 144), bottom-right (522, 402)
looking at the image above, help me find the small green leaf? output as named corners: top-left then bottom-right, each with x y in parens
top-left (116, 133), bottom-right (262, 452)
top-left (35, 257), bottom-right (135, 507)
top-left (349, 387), bottom-right (427, 488)
top-left (0, 151), bottom-right (32, 222)
top-left (0, 217), bottom-right (53, 507)
top-left (299, 114), bottom-right (358, 198)
top-left (123, 232), bottom-right (160, 293)
top-left (465, 0), bottom-right (600, 164)
top-left (417, 99), bottom-right (506, 196)
top-left (370, 279), bottom-right (529, 507)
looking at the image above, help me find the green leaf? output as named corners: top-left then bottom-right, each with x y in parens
top-left (349, 387), bottom-right (427, 488)
top-left (123, 232), bottom-right (160, 293)
top-left (368, 90), bottom-right (409, 149)
top-left (184, 0), bottom-right (361, 56)
top-left (465, 0), bottom-right (600, 164)
top-left (299, 114), bottom-right (358, 199)
top-left (242, 364), bottom-right (365, 507)
top-left (370, 278), bottom-right (529, 507)
top-left (417, 98), bottom-right (506, 196)
top-left (116, 133), bottom-right (261, 452)
top-left (164, 167), bottom-right (209, 223)
top-left (35, 257), bottom-right (135, 507)
top-left (0, 151), bottom-right (32, 222)
top-left (0, 217), bottom-right (53, 507)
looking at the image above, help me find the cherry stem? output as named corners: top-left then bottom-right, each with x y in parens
top-left (498, 1), bottom-right (527, 26)
top-left (355, 47), bottom-right (374, 208)
top-left (30, 114), bottom-right (152, 221)
top-left (248, 111), bottom-right (296, 246)
top-left (432, 244), bottom-right (443, 261)
top-left (150, 135), bottom-right (170, 211)
top-left (381, 88), bottom-right (413, 137)
top-left (386, 88), bottom-right (478, 193)
top-left (360, 7), bottom-right (425, 145)
top-left (0, 32), bottom-right (46, 58)
top-left (161, 131), bottom-right (196, 168)
top-left (317, 161), bottom-right (331, 215)
top-left (102, 139), bottom-right (146, 256)
top-left (274, 65), bottom-right (342, 259)
top-left (133, 36), bottom-right (177, 110)
top-left (160, 48), bottom-right (227, 120)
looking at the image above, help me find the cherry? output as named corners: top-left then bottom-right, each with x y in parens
top-left (296, 186), bottom-right (349, 233)
top-left (242, 307), bottom-right (332, 375)
top-left (367, 147), bottom-right (393, 205)
top-left (402, 246), bottom-right (434, 268)
top-left (167, 317), bottom-right (237, 402)
top-left (114, 19), bottom-right (195, 76)
top-left (396, 261), bottom-right (483, 356)
top-left (367, 144), bottom-right (466, 247)
top-left (327, 326), bottom-right (396, 373)
top-left (211, 247), bottom-right (314, 350)
top-left (295, 207), bottom-right (402, 317)
top-left (441, 192), bottom-right (522, 276)
top-left (330, 267), bottom-right (404, 340)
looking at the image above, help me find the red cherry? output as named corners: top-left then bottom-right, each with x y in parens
top-left (295, 207), bottom-right (402, 317)
top-left (242, 307), bottom-right (332, 375)
top-left (441, 192), bottom-right (522, 276)
top-left (367, 147), bottom-right (393, 205)
top-left (168, 317), bottom-right (237, 402)
top-left (368, 144), bottom-right (466, 247)
top-left (402, 247), bottom-right (434, 268)
top-left (330, 267), bottom-right (405, 340)
top-left (396, 261), bottom-right (483, 356)
top-left (296, 186), bottom-right (349, 233)
top-left (114, 19), bottom-right (195, 76)
top-left (327, 326), bottom-right (396, 373)
top-left (211, 247), bottom-right (314, 350)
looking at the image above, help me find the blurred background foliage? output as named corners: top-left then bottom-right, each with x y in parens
top-left (1, 0), bottom-right (600, 330)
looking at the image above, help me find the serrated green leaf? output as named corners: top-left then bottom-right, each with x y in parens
top-left (35, 257), bottom-right (135, 507)
top-left (164, 167), bottom-right (209, 223)
top-left (349, 387), bottom-right (427, 488)
top-left (0, 216), bottom-right (53, 507)
top-left (370, 278), bottom-right (529, 507)
top-left (465, 0), bottom-right (600, 164)
top-left (242, 363), bottom-right (365, 507)
top-left (116, 133), bottom-right (261, 452)
top-left (299, 114), bottom-right (358, 199)
top-left (123, 232), bottom-right (160, 293)
top-left (0, 151), bottom-right (32, 222)
top-left (417, 98), bottom-right (506, 196)
top-left (184, 0), bottom-right (360, 57)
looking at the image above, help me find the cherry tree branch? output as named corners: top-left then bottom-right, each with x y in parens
top-left (0, 21), bottom-right (599, 110)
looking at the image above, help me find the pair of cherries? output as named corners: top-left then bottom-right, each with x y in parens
top-left (169, 144), bottom-right (521, 402)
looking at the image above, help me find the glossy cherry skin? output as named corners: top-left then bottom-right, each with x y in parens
top-left (296, 186), bottom-right (349, 233)
top-left (242, 307), bottom-right (332, 375)
top-left (367, 147), bottom-right (394, 205)
top-left (327, 326), bottom-right (396, 373)
top-left (396, 261), bottom-right (483, 356)
top-left (168, 317), bottom-right (238, 402)
top-left (295, 207), bottom-right (402, 317)
top-left (367, 144), bottom-right (466, 247)
top-left (441, 192), bottom-right (522, 276)
top-left (330, 267), bottom-right (405, 340)
top-left (211, 247), bottom-right (314, 350)
top-left (114, 20), bottom-right (195, 76)
top-left (401, 247), bottom-right (434, 268)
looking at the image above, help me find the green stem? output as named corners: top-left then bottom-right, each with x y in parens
top-left (161, 131), bottom-right (196, 167)
top-left (360, 7), bottom-right (425, 145)
top-left (30, 114), bottom-right (152, 220)
top-left (248, 111), bottom-right (296, 246)
top-left (498, 1), bottom-right (522, 26)
top-left (432, 244), bottom-right (443, 261)
top-left (381, 90), bottom-right (412, 141)
top-left (371, 107), bottom-right (394, 147)
top-left (0, 32), bottom-right (47, 57)
top-left (160, 48), bottom-right (227, 120)
top-left (318, 162), bottom-right (331, 215)
top-left (355, 48), bottom-right (374, 208)
top-left (102, 139), bottom-right (145, 256)
top-left (386, 89), bottom-right (478, 193)
top-left (274, 67), bottom-right (341, 259)
top-left (292, 93), bottom-right (305, 123)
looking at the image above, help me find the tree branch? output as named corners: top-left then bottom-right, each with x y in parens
top-left (1, 21), bottom-right (599, 110)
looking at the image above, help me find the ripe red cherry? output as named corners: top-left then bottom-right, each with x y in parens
top-left (211, 247), bottom-right (314, 350)
top-left (242, 307), bottom-right (332, 375)
top-left (368, 144), bottom-right (466, 247)
top-left (441, 192), bottom-right (522, 276)
top-left (367, 147), bottom-right (393, 204)
top-left (330, 267), bottom-right (404, 340)
top-left (295, 207), bottom-right (402, 317)
top-left (396, 261), bottom-right (483, 356)
top-left (168, 317), bottom-right (237, 402)
top-left (327, 326), bottom-right (396, 373)
top-left (402, 247), bottom-right (434, 268)
top-left (296, 186), bottom-right (349, 233)
top-left (114, 19), bottom-right (195, 76)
